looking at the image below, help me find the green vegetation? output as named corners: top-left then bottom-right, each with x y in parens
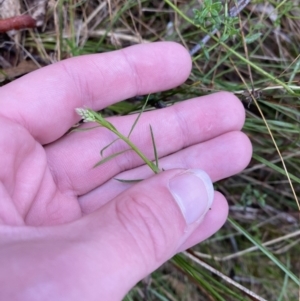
top-left (1, 0), bottom-right (300, 300)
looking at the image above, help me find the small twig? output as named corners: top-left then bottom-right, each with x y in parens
top-left (189, 0), bottom-right (252, 55)
top-left (183, 251), bottom-right (268, 301)
top-left (237, 4), bottom-right (254, 89)
top-left (194, 229), bottom-right (300, 262)
top-left (0, 15), bottom-right (36, 33)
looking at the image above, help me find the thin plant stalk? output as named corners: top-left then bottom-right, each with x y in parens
top-left (75, 107), bottom-right (161, 174)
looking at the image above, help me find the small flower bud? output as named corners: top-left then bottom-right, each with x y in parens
top-left (75, 108), bottom-right (96, 122)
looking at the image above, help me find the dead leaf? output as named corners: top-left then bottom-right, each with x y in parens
top-left (0, 60), bottom-right (39, 82)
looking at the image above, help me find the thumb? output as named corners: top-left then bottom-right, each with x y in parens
top-left (82, 169), bottom-right (215, 299)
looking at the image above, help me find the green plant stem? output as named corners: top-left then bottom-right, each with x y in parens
top-left (107, 126), bottom-right (161, 174)
top-left (76, 105), bottom-right (161, 175)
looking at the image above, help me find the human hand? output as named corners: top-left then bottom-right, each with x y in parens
top-left (0, 42), bottom-right (252, 300)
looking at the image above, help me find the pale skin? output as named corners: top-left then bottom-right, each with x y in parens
top-left (0, 42), bottom-right (252, 300)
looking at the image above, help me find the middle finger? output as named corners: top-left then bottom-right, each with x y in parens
top-left (78, 130), bottom-right (252, 213)
top-left (46, 92), bottom-right (245, 195)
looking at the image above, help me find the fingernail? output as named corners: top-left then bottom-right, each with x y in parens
top-left (168, 169), bottom-right (214, 225)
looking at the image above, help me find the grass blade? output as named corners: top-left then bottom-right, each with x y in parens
top-left (228, 217), bottom-right (300, 286)
top-left (94, 149), bottom-right (130, 167)
top-left (93, 111), bottom-right (118, 131)
top-left (100, 138), bottom-right (120, 157)
top-left (252, 153), bottom-right (300, 184)
top-left (69, 125), bottom-right (101, 133)
top-left (128, 94), bottom-right (151, 138)
top-left (173, 253), bottom-right (251, 301)
top-left (178, 252), bottom-right (268, 301)
top-left (114, 178), bottom-right (144, 183)
top-left (149, 125), bottom-right (159, 168)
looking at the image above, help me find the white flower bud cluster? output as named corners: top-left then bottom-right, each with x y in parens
top-left (75, 108), bottom-right (96, 122)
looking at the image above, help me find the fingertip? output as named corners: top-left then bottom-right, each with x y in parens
top-left (232, 131), bottom-right (253, 171)
top-left (215, 91), bottom-right (246, 129)
top-left (200, 91), bottom-right (245, 131)
top-left (123, 41), bottom-right (192, 93)
top-left (206, 130), bottom-right (252, 179)
top-left (159, 41), bottom-right (192, 82)
top-left (177, 191), bottom-right (229, 252)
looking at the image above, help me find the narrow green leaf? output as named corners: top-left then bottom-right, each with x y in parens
top-left (93, 149), bottom-right (130, 167)
top-left (173, 254), bottom-right (240, 301)
top-left (100, 138), bottom-right (120, 157)
top-left (211, 9), bottom-right (219, 17)
top-left (245, 32), bottom-right (262, 44)
top-left (92, 110), bottom-right (118, 131)
top-left (128, 94), bottom-right (151, 138)
top-left (69, 125), bottom-right (101, 133)
top-left (213, 2), bottom-right (222, 11)
top-left (203, 47), bottom-right (210, 60)
top-left (278, 257), bottom-right (290, 301)
top-left (149, 125), bottom-right (159, 168)
top-left (221, 33), bottom-right (229, 42)
top-left (252, 153), bottom-right (300, 183)
top-left (201, 8), bottom-right (208, 18)
top-left (103, 119), bottom-right (117, 131)
top-left (114, 178), bottom-right (144, 183)
top-left (228, 218), bottom-right (300, 286)
top-left (108, 101), bottom-right (136, 114)
top-left (147, 289), bottom-right (172, 301)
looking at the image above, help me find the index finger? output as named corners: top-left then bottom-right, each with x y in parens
top-left (0, 42), bottom-right (192, 144)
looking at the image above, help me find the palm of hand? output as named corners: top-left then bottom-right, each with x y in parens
top-left (0, 116), bottom-right (81, 225)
